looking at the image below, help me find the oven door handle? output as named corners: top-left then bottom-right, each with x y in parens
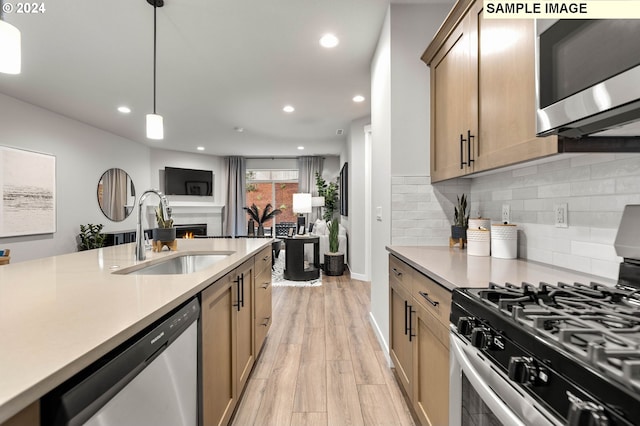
top-left (450, 334), bottom-right (527, 426)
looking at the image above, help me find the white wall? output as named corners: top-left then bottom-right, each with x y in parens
top-left (370, 7), bottom-right (392, 350)
top-left (370, 3), bottom-right (454, 349)
top-left (345, 116), bottom-right (371, 279)
top-left (390, 4), bottom-right (451, 176)
top-left (0, 93), bottom-right (150, 262)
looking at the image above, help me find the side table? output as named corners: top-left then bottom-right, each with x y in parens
top-left (283, 236), bottom-right (320, 281)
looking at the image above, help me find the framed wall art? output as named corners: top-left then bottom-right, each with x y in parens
top-left (0, 146), bottom-right (56, 237)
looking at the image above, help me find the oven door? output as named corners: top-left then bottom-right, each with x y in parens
top-left (449, 330), bottom-right (562, 426)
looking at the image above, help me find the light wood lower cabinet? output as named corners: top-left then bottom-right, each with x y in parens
top-left (390, 276), bottom-right (414, 397)
top-left (413, 302), bottom-right (450, 426)
top-left (389, 255), bottom-right (451, 426)
top-left (202, 253), bottom-right (269, 426)
top-left (254, 246), bottom-right (272, 352)
top-left (202, 271), bottom-right (237, 426)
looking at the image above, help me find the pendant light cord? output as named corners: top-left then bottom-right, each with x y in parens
top-left (153, 1), bottom-right (157, 114)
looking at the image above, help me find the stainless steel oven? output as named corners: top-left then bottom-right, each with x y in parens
top-left (449, 326), bottom-right (561, 426)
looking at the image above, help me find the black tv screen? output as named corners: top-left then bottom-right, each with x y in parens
top-left (164, 167), bottom-right (213, 196)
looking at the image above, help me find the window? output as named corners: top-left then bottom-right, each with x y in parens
top-left (246, 170), bottom-right (299, 227)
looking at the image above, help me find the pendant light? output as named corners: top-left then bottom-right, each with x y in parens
top-left (0, 0), bottom-right (21, 74)
top-left (146, 0), bottom-right (164, 140)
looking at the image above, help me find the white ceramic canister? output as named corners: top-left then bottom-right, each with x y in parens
top-left (491, 224), bottom-right (517, 259)
top-left (467, 228), bottom-right (491, 256)
top-left (468, 218), bottom-right (491, 231)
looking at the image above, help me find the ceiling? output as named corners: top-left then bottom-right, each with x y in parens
top-left (0, 0), bottom-right (451, 158)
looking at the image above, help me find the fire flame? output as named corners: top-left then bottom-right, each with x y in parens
top-left (183, 232), bottom-right (194, 239)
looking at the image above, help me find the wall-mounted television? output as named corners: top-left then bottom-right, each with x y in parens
top-left (164, 166), bottom-right (213, 196)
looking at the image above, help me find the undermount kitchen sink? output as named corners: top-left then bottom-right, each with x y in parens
top-left (114, 252), bottom-right (233, 275)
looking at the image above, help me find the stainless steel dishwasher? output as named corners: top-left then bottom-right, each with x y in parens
top-left (41, 298), bottom-right (200, 426)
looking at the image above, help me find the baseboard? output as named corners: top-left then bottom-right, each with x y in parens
top-left (350, 271), bottom-right (368, 281)
top-left (368, 311), bottom-right (391, 367)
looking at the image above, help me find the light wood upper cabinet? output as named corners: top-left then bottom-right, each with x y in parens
top-left (423, 0), bottom-right (558, 182)
top-left (429, 10), bottom-right (477, 181)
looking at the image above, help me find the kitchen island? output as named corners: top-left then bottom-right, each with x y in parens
top-left (0, 238), bottom-right (272, 424)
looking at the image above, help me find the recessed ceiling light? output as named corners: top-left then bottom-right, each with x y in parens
top-left (352, 95), bottom-right (365, 103)
top-left (117, 106), bottom-right (131, 114)
top-left (320, 33), bottom-right (339, 48)
top-left (234, 126), bottom-right (244, 132)
top-left (283, 105), bottom-right (295, 113)
top-left (197, 146), bottom-right (205, 151)
top-left (297, 146), bottom-right (304, 150)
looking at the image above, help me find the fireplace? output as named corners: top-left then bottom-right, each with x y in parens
top-left (174, 224), bottom-right (207, 239)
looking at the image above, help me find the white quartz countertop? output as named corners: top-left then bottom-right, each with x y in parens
top-left (387, 246), bottom-right (617, 291)
top-left (0, 238), bottom-right (272, 423)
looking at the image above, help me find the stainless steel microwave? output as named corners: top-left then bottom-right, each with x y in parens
top-left (536, 19), bottom-right (640, 138)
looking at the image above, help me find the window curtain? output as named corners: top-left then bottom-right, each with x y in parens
top-left (297, 156), bottom-right (324, 221)
top-left (102, 168), bottom-right (127, 221)
top-left (224, 156), bottom-right (247, 236)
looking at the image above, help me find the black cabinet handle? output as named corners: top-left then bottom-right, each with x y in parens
top-left (419, 291), bottom-right (439, 307)
top-left (263, 255), bottom-right (270, 262)
top-left (392, 268), bottom-right (402, 277)
top-left (234, 276), bottom-right (241, 311)
top-left (460, 134), bottom-right (467, 169)
top-left (467, 130), bottom-right (475, 165)
top-left (404, 300), bottom-right (409, 336)
top-left (240, 273), bottom-right (245, 308)
top-left (408, 305), bottom-right (416, 342)
top-left (261, 281), bottom-right (270, 290)
top-left (261, 316), bottom-right (271, 327)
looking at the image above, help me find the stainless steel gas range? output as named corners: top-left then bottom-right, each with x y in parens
top-left (449, 206), bottom-right (640, 426)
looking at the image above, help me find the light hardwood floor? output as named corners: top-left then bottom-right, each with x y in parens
top-left (231, 272), bottom-right (416, 426)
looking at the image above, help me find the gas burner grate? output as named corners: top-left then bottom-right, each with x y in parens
top-left (472, 280), bottom-right (640, 391)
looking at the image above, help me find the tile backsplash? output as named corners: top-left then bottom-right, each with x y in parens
top-left (391, 153), bottom-right (640, 280)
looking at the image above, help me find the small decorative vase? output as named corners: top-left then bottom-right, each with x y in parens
top-left (257, 225), bottom-right (265, 237)
top-left (451, 225), bottom-right (467, 241)
top-left (153, 227), bottom-right (176, 242)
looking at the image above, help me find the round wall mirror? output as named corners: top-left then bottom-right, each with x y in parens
top-left (97, 168), bottom-right (136, 222)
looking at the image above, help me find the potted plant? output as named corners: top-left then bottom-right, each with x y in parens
top-left (451, 194), bottom-right (469, 245)
top-left (315, 172), bottom-right (339, 221)
top-left (244, 203), bottom-right (282, 236)
top-left (78, 223), bottom-right (106, 251)
top-left (324, 219), bottom-right (345, 276)
top-left (153, 201), bottom-right (175, 242)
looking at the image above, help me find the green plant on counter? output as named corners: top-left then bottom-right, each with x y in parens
top-left (155, 201), bottom-right (174, 228)
top-left (454, 194), bottom-right (469, 228)
top-left (78, 224), bottom-right (106, 251)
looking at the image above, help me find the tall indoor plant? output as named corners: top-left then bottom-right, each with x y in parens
top-left (324, 219), bottom-right (344, 276)
top-left (315, 172), bottom-right (339, 221)
top-left (244, 203), bottom-right (282, 236)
